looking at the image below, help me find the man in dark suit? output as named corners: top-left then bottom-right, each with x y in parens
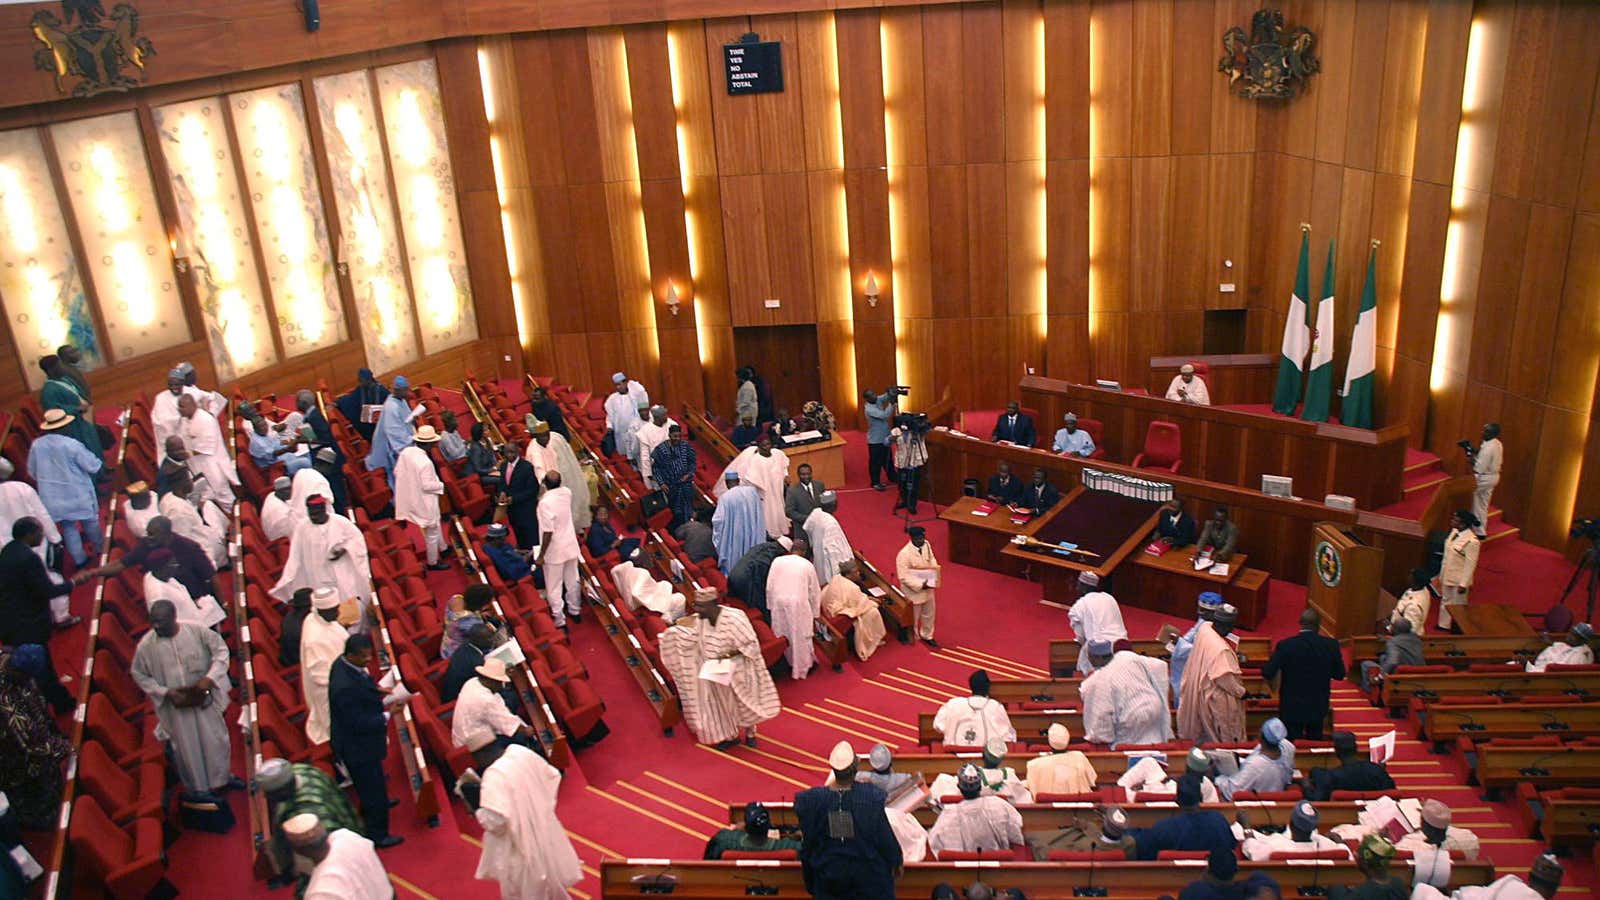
top-left (495, 442), bottom-right (540, 551)
top-left (1154, 497), bottom-right (1198, 547)
top-left (327, 633), bottom-right (403, 848)
top-left (0, 518), bottom-right (87, 712)
top-left (296, 389), bottom-right (341, 465)
top-left (785, 464), bottom-right (826, 534)
top-left (985, 461), bottom-right (1025, 506)
top-left (990, 401), bottom-right (1036, 448)
top-left (1260, 608), bottom-right (1346, 741)
top-left (334, 368), bottom-right (389, 443)
top-left (1196, 505), bottom-right (1240, 562)
top-left (1021, 468), bottom-right (1060, 516)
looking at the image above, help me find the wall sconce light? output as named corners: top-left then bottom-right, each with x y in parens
top-left (864, 272), bottom-right (880, 308)
top-left (665, 282), bottom-right (682, 316)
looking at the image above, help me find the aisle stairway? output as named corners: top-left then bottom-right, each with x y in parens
top-left (1381, 447), bottom-right (1520, 542)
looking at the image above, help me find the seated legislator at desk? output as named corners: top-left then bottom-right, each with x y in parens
top-left (1152, 498), bottom-right (1198, 549)
top-left (1020, 468), bottom-right (1061, 517)
top-left (991, 401), bottom-right (1036, 448)
top-left (1052, 413), bottom-right (1096, 457)
top-left (985, 462), bottom-right (1025, 506)
top-left (1195, 505), bottom-right (1239, 564)
top-left (1165, 363), bottom-right (1211, 405)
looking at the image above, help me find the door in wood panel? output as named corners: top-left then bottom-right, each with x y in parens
top-left (733, 324), bottom-right (822, 420)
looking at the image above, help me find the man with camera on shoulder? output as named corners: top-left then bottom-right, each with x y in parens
top-left (862, 388), bottom-right (903, 492)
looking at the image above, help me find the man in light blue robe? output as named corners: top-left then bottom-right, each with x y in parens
top-left (712, 471), bottom-right (765, 575)
top-left (1168, 591), bottom-right (1224, 706)
top-left (27, 413), bottom-right (104, 565)
top-left (364, 376), bottom-right (417, 488)
top-left (1214, 718), bottom-right (1295, 800)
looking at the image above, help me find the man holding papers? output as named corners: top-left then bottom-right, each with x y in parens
top-left (657, 587), bottom-right (780, 750)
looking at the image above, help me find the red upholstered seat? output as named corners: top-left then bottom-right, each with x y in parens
top-left (1269, 848), bottom-right (1350, 860)
top-left (86, 694), bottom-right (163, 768)
top-left (1078, 417), bottom-right (1108, 460)
top-left (252, 653), bottom-right (308, 720)
top-left (1048, 848), bottom-right (1126, 861)
top-left (68, 794), bottom-right (166, 900)
top-left (1230, 790), bottom-right (1302, 801)
top-left (92, 650), bottom-right (150, 718)
top-left (77, 740), bottom-right (165, 825)
top-left (936, 848), bottom-right (1024, 861)
top-left (1132, 420), bottom-right (1182, 472)
top-left (410, 697), bottom-right (472, 778)
top-left (257, 695), bottom-right (333, 765)
top-left (1330, 790), bottom-right (1394, 801)
top-left (1035, 790), bottom-right (1113, 803)
top-left (722, 849), bottom-right (799, 860)
top-left (1156, 850), bottom-right (1210, 860)
top-left (1186, 361), bottom-right (1210, 380)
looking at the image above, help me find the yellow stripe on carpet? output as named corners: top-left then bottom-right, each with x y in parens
top-left (752, 734), bottom-right (829, 765)
top-left (696, 744), bottom-right (811, 789)
top-left (459, 833), bottom-right (482, 847)
top-left (892, 667), bottom-right (969, 694)
top-left (864, 678), bottom-right (947, 706)
top-left (949, 645), bottom-right (1050, 676)
top-left (389, 873), bottom-right (440, 900)
top-left (803, 703), bottom-right (918, 740)
top-left (784, 706), bottom-right (903, 748)
top-left (568, 830), bottom-right (623, 858)
top-left (643, 771), bottom-right (729, 807)
top-left (741, 744), bottom-right (826, 776)
top-left (585, 785), bottom-right (711, 841)
top-left (874, 671), bottom-right (954, 702)
top-left (823, 696), bottom-right (939, 730)
top-left (613, 780), bottom-right (728, 830)
top-left (934, 648), bottom-right (1040, 680)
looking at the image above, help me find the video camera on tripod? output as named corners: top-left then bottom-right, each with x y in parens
top-left (1559, 514), bottom-right (1600, 622)
top-left (1571, 516), bottom-right (1600, 542)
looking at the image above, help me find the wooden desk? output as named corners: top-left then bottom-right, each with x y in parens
top-left (1538, 794), bottom-right (1600, 851)
top-left (1121, 549), bottom-right (1270, 630)
top-left (1049, 638), bottom-right (1273, 676)
top-left (599, 859), bottom-right (1497, 898)
top-left (834, 748), bottom-right (1345, 781)
top-left (1381, 670), bottom-right (1600, 712)
top-left (985, 675), bottom-right (1274, 708)
top-left (918, 708), bottom-right (1285, 748)
top-left (1345, 634), bottom-right (1552, 669)
top-left (728, 799), bottom-right (1366, 832)
top-left (777, 433), bottom-right (847, 487)
top-left (1018, 375), bottom-right (1409, 509)
top-left (1149, 353), bottom-right (1279, 404)
top-left (1452, 603), bottom-right (1537, 636)
top-left (1417, 702), bottom-right (1600, 746)
top-left (938, 495), bottom-right (1039, 576)
top-left (1476, 743), bottom-right (1600, 792)
top-left (854, 550), bottom-right (916, 644)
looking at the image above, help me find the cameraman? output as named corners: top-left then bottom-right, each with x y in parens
top-left (1459, 423), bottom-right (1501, 539)
top-left (892, 416), bottom-right (930, 514)
top-left (863, 389), bottom-right (898, 491)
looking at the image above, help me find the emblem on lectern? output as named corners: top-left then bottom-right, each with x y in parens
top-left (1314, 540), bottom-right (1342, 587)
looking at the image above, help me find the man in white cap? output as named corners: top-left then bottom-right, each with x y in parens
top-left (522, 419), bottom-right (558, 483)
top-left (1052, 413), bottom-right (1096, 457)
top-left (281, 813), bottom-right (391, 900)
top-left (157, 468), bottom-right (229, 568)
top-left (1119, 746), bottom-right (1220, 803)
top-left (298, 587), bottom-right (348, 745)
top-left (712, 470), bottom-right (764, 575)
top-left (122, 480), bottom-right (158, 542)
top-left (259, 757), bottom-right (362, 889)
top-left (1067, 572), bottom-right (1126, 674)
top-left (0, 458), bottom-right (75, 627)
top-left (1238, 800), bottom-right (1349, 860)
top-left (272, 496), bottom-right (372, 621)
top-left (364, 376), bottom-right (419, 488)
top-left (1161, 591), bottom-right (1224, 704)
top-left (657, 587), bottom-right (780, 749)
top-left (634, 405), bottom-right (675, 489)
top-left (1396, 799), bottom-right (1479, 860)
top-left (1524, 622), bottom-right (1597, 672)
top-left (1026, 723), bottom-right (1098, 797)
top-left (26, 409), bottom-right (102, 567)
top-left (730, 433), bottom-right (791, 539)
top-left (802, 491), bottom-right (852, 584)
top-left (1177, 603), bottom-right (1246, 743)
top-left (819, 559), bottom-right (888, 662)
top-left (461, 728), bottom-right (583, 899)
top-left (176, 393), bottom-right (238, 506)
top-left (450, 658), bottom-right (534, 749)
top-left (933, 670), bottom-right (1016, 747)
top-left (1413, 851), bottom-right (1561, 900)
top-left (1081, 638), bottom-right (1173, 747)
top-left (536, 470), bottom-right (583, 629)
top-left (604, 374), bottom-right (646, 462)
top-left (1165, 363), bottom-right (1210, 405)
top-left (896, 525), bottom-right (940, 647)
top-left (765, 537), bottom-right (823, 679)
top-left (262, 476), bottom-right (299, 543)
top-left (130, 598), bottom-right (236, 795)
top-left (927, 763), bottom-right (1024, 856)
top-left (392, 426), bottom-right (448, 570)
top-left (1214, 717), bottom-right (1295, 800)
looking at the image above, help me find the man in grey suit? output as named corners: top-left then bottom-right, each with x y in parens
top-left (785, 463), bottom-right (826, 535)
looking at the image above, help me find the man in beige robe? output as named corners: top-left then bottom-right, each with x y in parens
top-left (820, 560), bottom-right (887, 662)
top-left (657, 587), bottom-right (781, 749)
top-left (299, 588), bottom-right (348, 745)
top-left (1176, 604), bottom-right (1246, 743)
top-left (895, 525), bottom-right (939, 647)
top-left (1025, 723), bottom-right (1098, 797)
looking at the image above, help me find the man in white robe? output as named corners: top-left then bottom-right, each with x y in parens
top-left (896, 526), bottom-right (939, 646)
top-left (122, 481), bottom-right (159, 544)
top-left (298, 588), bottom-right (347, 745)
top-left (819, 560), bottom-right (887, 661)
top-left (929, 739), bottom-right (1032, 803)
top-left (1067, 572), bottom-right (1127, 674)
top-left (545, 431), bottom-right (592, 531)
top-left (393, 431), bottom-right (447, 568)
top-left (713, 472), bottom-right (764, 575)
top-left (1237, 801), bottom-right (1349, 861)
top-left (609, 560), bottom-right (685, 620)
top-left (290, 466), bottom-right (334, 516)
top-left (1413, 852), bottom-right (1562, 900)
top-left (177, 394), bottom-right (238, 507)
top-left (536, 472), bottom-right (582, 628)
top-left (731, 436), bottom-right (790, 538)
top-left (604, 376), bottom-right (644, 463)
top-left (1025, 723), bottom-right (1098, 797)
top-left (927, 765), bottom-right (1024, 856)
top-left (1118, 747), bottom-right (1220, 803)
top-left (634, 405), bottom-right (675, 489)
top-left (657, 588), bottom-right (781, 749)
top-left (1080, 640), bottom-right (1173, 747)
top-left (1524, 623), bottom-right (1596, 672)
top-left (0, 458), bottom-right (72, 625)
top-left (802, 493), bottom-right (852, 583)
top-left (151, 370), bottom-right (187, 464)
top-left (130, 599), bottom-right (234, 793)
top-left (262, 476), bottom-right (299, 543)
top-left (159, 473), bottom-right (229, 567)
top-left (142, 551), bottom-right (226, 630)
top-left (364, 376), bottom-right (419, 488)
top-left (451, 659), bottom-right (534, 748)
top-left (463, 730), bottom-right (583, 899)
top-left (282, 815), bottom-right (392, 900)
top-left (1214, 717), bottom-right (1295, 800)
top-left (933, 670), bottom-right (1016, 747)
top-left (272, 496), bottom-right (372, 615)
top-left (766, 538), bottom-right (822, 679)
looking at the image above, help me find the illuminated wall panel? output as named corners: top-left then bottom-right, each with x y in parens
top-left (375, 59), bottom-right (478, 356)
top-left (50, 112), bottom-right (190, 361)
top-left (313, 70), bottom-right (418, 374)
top-left (0, 128), bottom-right (101, 388)
top-left (232, 83), bottom-right (346, 359)
top-left (153, 97), bottom-right (276, 381)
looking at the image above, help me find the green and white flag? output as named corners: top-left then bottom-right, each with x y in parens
top-left (1301, 239), bottom-right (1336, 422)
top-left (1272, 230), bottom-right (1312, 415)
top-left (1341, 245), bottom-right (1378, 429)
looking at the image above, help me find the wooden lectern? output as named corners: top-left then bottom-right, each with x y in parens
top-left (1306, 522), bottom-right (1384, 637)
